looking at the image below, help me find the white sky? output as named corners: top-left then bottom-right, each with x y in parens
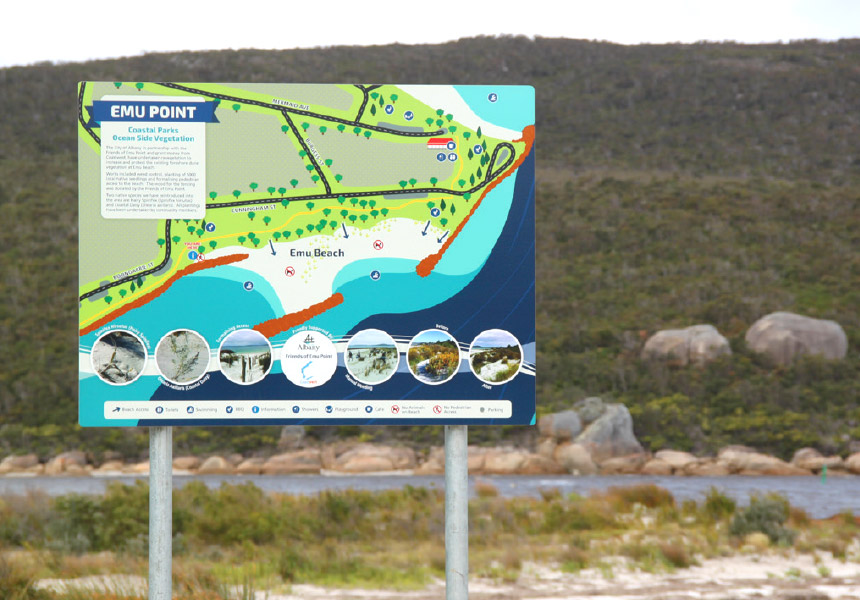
top-left (2, 0), bottom-right (857, 69)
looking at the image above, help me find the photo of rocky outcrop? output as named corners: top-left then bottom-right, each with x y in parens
top-left (155, 330), bottom-right (209, 384)
top-left (91, 331), bottom-right (147, 385)
top-left (219, 329), bottom-right (272, 384)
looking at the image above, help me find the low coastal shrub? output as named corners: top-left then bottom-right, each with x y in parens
top-left (729, 494), bottom-right (796, 545)
top-left (702, 487), bottom-right (736, 522)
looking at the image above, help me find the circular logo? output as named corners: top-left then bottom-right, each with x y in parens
top-left (188, 250), bottom-right (198, 260)
top-left (243, 280), bottom-right (255, 291)
top-left (384, 104), bottom-right (394, 114)
top-left (404, 111), bottom-right (414, 121)
top-left (473, 144), bottom-right (483, 155)
top-left (488, 92), bottom-right (498, 103)
top-left (446, 141), bottom-right (457, 150)
top-left (285, 266), bottom-right (296, 277)
top-left (373, 239), bottom-right (384, 250)
top-left (205, 222), bottom-right (216, 232)
top-left (281, 330), bottom-right (337, 388)
top-left (447, 153), bottom-right (457, 162)
top-left (370, 270), bottom-right (381, 281)
top-left (430, 207), bottom-right (441, 218)
top-left (436, 152), bottom-right (447, 162)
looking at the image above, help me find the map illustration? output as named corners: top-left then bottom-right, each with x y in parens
top-left (78, 82), bottom-right (535, 426)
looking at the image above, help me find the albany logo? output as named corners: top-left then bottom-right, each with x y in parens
top-left (299, 333), bottom-right (319, 351)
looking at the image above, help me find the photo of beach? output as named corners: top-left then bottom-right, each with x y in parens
top-left (219, 329), bottom-right (272, 385)
top-left (469, 329), bottom-right (522, 384)
top-left (407, 329), bottom-right (460, 385)
top-left (155, 329), bottom-right (210, 385)
top-left (91, 330), bottom-right (146, 385)
top-left (345, 329), bottom-right (399, 384)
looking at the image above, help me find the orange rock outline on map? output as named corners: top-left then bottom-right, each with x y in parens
top-left (80, 254), bottom-right (250, 336)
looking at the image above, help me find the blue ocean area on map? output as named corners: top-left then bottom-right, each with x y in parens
top-left (454, 86), bottom-right (535, 133)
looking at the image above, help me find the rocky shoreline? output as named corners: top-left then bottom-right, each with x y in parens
top-left (1, 442), bottom-right (858, 478)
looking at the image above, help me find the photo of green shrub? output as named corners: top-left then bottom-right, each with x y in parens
top-left (407, 330), bottom-right (460, 384)
top-left (155, 329), bottom-right (209, 384)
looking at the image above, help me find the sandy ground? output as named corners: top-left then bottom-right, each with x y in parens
top-left (478, 358), bottom-right (520, 382)
top-left (221, 351), bottom-right (270, 383)
top-left (206, 217), bottom-right (442, 318)
top-left (35, 554), bottom-right (860, 599)
top-left (346, 348), bottom-right (398, 383)
top-left (91, 332), bottom-right (146, 384)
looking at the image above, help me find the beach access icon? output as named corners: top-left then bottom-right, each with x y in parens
top-left (78, 82), bottom-right (535, 427)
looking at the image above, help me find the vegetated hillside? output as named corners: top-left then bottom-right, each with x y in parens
top-left (0, 37), bottom-right (857, 459)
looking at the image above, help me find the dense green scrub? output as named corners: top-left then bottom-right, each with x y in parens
top-left (1, 482), bottom-right (855, 598)
top-left (0, 38), bottom-right (858, 459)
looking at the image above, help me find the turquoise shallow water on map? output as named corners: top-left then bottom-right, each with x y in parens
top-left (455, 85), bottom-right (535, 133)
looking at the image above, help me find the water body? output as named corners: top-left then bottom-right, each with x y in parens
top-left (0, 475), bottom-right (854, 519)
top-left (454, 85), bottom-right (535, 133)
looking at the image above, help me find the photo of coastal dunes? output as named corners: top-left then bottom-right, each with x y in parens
top-left (219, 329), bottom-right (272, 385)
top-left (91, 331), bottom-right (146, 385)
top-left (407, 329), bottom-right (460, 385)
top-left (469, 329), bottom-right (522, 384)
top-left (345, 329), bottom-right (399, 384)
top-left (155, 329), bottom-right (210, 385)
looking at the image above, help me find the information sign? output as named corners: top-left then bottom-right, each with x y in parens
top-left (78, 82), bottom-right (535, 426)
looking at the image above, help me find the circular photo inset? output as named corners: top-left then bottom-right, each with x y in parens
top-left (469, 329), bottom-right (523, 385)
top-left (345, 329), bottom-right (399, 385)
top-left (407, 329), bottom-right (460, 385)
top-left (281, 330), bottom-right (337, 388)
top-left (219, 329), bottom-right (272, 385)
top-left (91, 330), bottom-right (147, 385)
top-left (155, 329), bottom-right (210, 385)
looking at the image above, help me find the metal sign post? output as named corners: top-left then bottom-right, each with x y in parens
top-left (445, 425), bottom-right (469, 600)
top-left (149, 426), bottom-right (173, 600)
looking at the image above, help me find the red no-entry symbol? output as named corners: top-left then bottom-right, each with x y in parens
top-left (433, 405), bottom-right (442, 414)
top-left (285, 266), bottom-right (295, 277)
top-left (373, 240), bottom-right (384, 250)
top-left (196, 253), bottom-right (206, 262)
top-left (391, 405), bottom-right (400, 414)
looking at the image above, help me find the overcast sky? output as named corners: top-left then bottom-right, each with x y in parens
top-left (2, 0), bottom-right (857, 69)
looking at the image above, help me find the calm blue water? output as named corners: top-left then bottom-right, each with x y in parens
top-left (455, 86), bottom-right (535, 133)
top-left (1, 475), bottom-right (854, 519)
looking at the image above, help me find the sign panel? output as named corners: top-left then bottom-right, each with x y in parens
top-left (78, 82), bottom-right (535, 426)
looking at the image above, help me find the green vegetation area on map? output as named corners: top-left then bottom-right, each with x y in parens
top-left (78, 82), bottom-right (520, 325)
top-left (0, 38), bottom-right (858, 458)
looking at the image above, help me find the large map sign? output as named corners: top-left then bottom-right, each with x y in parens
top-left (78, 82), bottom-right (535, 426)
